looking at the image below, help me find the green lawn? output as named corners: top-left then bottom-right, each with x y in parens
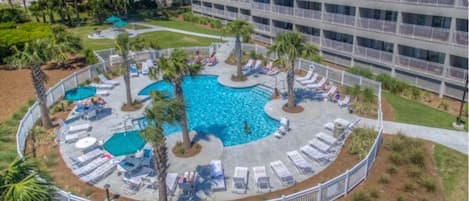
top-left (68, 25), bottom-right (220, 51)
top-left (144, 18), bottom-right (225, 36)
top-left (433, 144), bottom-right (468, 201)
top-left (383, 92), bottom-right (467, 131)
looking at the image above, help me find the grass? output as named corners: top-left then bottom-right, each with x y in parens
top-left (68, 24), bottom-right (220, 51)
top-left (383, 92), bottom-right (468, 131)
top-left (433, 144), bottom-right (468, 201)
top-left (144, 18), bottom-right (225, 36)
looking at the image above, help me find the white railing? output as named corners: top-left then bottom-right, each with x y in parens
top-left (447, 67), bottom-right (468, 81)
top-left (253, 22), bottom-right (271, 33)
top-left (214, 8), bottom-right (225, 16)
top-left (399, 23), bottom-right (450, 42)
top-left (401, 0), bottom-right (455, 6)
top-left (203, 6), bottom-right (212, 13)
top-left (272, 27), bottom-right (291, 36)
top-left (251, 2), bottom-right (270, 11)
top-left (323, 13), bottom-right (356, 26)
top-left (272, 5), bottom-right (294, 16)
top-left (238, 14), bottom-right (251, 21)
top-left (192, 4), bottom-right (202, 11)
top-left (225, 11), bottom-right (238, 19)
top-left (396, 55), bottom-right (445, 76)
top-left (240, 44), bottom-right (383, 201)
top-left (300, 33), bottom-right (321, 45)
top-left (357, 17), bottom-right (397, 33)
top-left (452, 31), bottom-right (468, 46)
top-left (294, 8), bottom-right (322, 20)
top-left (322, 38), bottom-right (354, 54)
top-left (253, 34), bottom-right (273, 44)
top-left (354, 46), bottom-right (394, 64)
top-left (16, 46), bottom-right (216, 201)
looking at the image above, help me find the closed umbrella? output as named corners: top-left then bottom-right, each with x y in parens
top-left (103, 130), bottom-right (145, 156)
top-left (64, 86), bottom-right (96, 101)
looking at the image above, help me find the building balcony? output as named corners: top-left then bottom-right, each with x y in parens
top-left (452, 31), bottom-right (468, 46)
top-left (226, 11), bottom-right (238, 19)
top-left (447, 67), bottom-right (468, 81)
top-left (323, 13), bottom-right (355, 26)
top-left (238, 14), bottom-right (251, 21)
top-left (230, 0), bottom-right (250, 3)
top-left (254, 34), bottom-right (273, 44)
top-left (300, 33), bottom-right (320, 45)
top-left (294, 8), bottom-right (322, 20)
top-left (396, 55), bottom-right (444, 76)
top-left (192, 5), bottom-right (203, 11)
top-left (252, 2), bottom-right (270, 11)
top-left (203, 7), bottom-right (213, 13)
top-left (253, 22), bottom-right (271, 33)
top-left (272, 5), bottom-right (294, 16)
top-left (214, 9), bottom-right (225, 16)
top-left (355, 46), bottom-right (394, 64)
top-left (322, 38), bottom-right (354, 54)
top-left (272, 27), bottom-right (292, 36)
top-left (400, 0), bottom-right (455, 6)
top-left (399, 23), bottom-right (450, 42)
top-left (357, 18), bottom-right (397, 33)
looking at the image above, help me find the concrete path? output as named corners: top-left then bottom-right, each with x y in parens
top-left (132, 22), bottom-right (234, 41)
top-left (360, 118), bottom-right (468, 154)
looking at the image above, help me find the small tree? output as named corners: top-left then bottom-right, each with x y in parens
top-left (115, 33), bottom-right (133, 106)
top-left (222, 20), bottom-right (254, 80)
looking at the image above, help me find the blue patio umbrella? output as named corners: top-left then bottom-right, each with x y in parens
top-left (113, 20), bottom-right (128, 28)
top-left (105, 15), bottom-right (121, 23)
top-left (64, 86), bottom-right (96, 101)
top-left (103, 130), bottom-right (145, 156)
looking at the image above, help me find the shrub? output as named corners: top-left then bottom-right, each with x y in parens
top-left (351, 191), bottom-right (371, 201)
top-left (437, 100), bottom-right (449, 111)
top-left (397, 195), bottom-right (405, 201)
top-left (403, 182), bottom-right (415, 192)
top-left (408, 148), bottom-right (425, 167)
top-left (84, 48), bottom-right (98, 65)
top-left (351, 85), bottom-right (361, 101)
top-left (389, 152), bottom-right (404, 166)
top-left (419, 178), bottom-right (436, 192)
top-left (378, 175), bottom-right (389, 184)
top-left (407, 165), bottom-right (423, 179)
top-left (0, 8), bottom-right (29, 23)
top-left (410, 86), bottom-right (421, 100)
top-left (386, 165), bottom-right (398, 175)
top-left (347, 127), bottom-right (377, 159)
top-left (368, 188), bottom-right (379, 198)
top-left (346, 66), bottom-right (374, 79)
top-left (362, 87), bottom-right (375, 103)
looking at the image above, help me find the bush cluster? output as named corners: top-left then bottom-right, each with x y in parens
top-left (347, 127), bottom-right (377, 159)
top-left (181, 12), bottom-right (223, 29)
top-left (0, 8), bottom-right (29, 23)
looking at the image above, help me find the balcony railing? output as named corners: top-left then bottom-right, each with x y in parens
top-left (230, 0), bottom-right (250, 3)
top-left (399, 23), bottom-right (450, 42)
top-left (238, 14), bottom-right (251, 21)
top-left (252, 2), bottom-right (270, 11)
top-left (294, 8), bottom-right (322, 20)
top-left (447, 67), bottom-right (468, 81)
top-left (323, 13), bottom-right (355, 26)
top-left (322, 38), bottom-right (354, 54)
top-left (396, 55), bottom-right (444, 76)
top-left (401, 0), bottom-right (455, 6)
top-left (254, 34), bottom-right (273, 44)
top-left (203, 7), bottom-right (213, 13)
top-left (272, 27), bottom-right (292, 36)
top-left (453, 31), bottom-right (468, 46)
top-left (253, 22), bottom-right (271, 33)
top-left (357, 18), bottom-right (397, 33)
top-left (192, 5), bottom-right (202, 11)
top-left (272, 5), bottom-right (294, 16)
top-left (300, 33), bottom-right (321, 45)
top-left (226, 11), bottom-right (238, 19)
top-left (214, 9), bottom-right (225, 16)
top-left (355, 46), bottom-right (394, 64)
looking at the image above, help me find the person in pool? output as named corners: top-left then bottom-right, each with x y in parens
top-left (243, 121), bottom-right (251, 134)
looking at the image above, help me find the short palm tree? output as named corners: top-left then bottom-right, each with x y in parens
top-left (115, 32), bottom-right (133, 106)
top-left (140, 91), bottom-right (181, 201)
top-left (268, 31), bottom-right (320, 110)
top-left (149, 49), bottom-right (202, 151)
top-left (0, 158), bottom-right (54, 201)
top-left (223, 20), bottom-right (254, 79)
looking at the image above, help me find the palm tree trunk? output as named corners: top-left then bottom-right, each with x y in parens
top-left (154, 142), bottom-right (168, 201)
top-left (31, 130), bottom-right (37, 158)
top-left (23, 0), bottom-right (27, 12)
top-left (123, 0), bottom-right (127, 19)
top-left (7, 0), bottom-right (13, 9)
top-left (74, 0), bottom-right (80, 26)
top-left (41, 12), bottom-right (46, 23)
top-left (123, 55), bottom-right (132, 105)
top-left (174, 81), bottom-right (191, 150)
top-left (31, 65), bottom-right (53, 128)
top-left (286, 60), bottom-right (295, 108)
top-left (48, 10), bottom-right (55, 24)
top-left (235, 35), bottom-right (242, 78)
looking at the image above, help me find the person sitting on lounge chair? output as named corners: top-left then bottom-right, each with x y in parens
top-left (331, 91), bottom-right (340, 103)
top-left (207, 53), bottom-right (217, 66)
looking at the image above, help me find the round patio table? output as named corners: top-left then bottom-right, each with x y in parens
top-left (75, 137), bottom-right (97, 149)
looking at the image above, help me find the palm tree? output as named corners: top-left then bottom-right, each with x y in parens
top-left (0, 158), bottom-right (54, 201)
top-left (268, 31), bottom-right (320, 110)
top-left (73, 0), bottom-right (80, 26)
top-left (140, 91), bottom-right (181, 201)
top-left (28, 126), bottom-right (45, 158)
top-left (149, 49), bottom-right (202, 151)
top-left (223, 20), bottom-right (254, 80)
top-left (115, 33), bottom-right (133, 106)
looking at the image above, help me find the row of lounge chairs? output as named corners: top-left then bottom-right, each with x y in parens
top-left (56, 119), bottom-right (92, 143)
top-left (243, 59), bottom-right (280, 76)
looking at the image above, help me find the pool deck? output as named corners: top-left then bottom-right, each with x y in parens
top-left (59, 47), bottom-right (362, 201)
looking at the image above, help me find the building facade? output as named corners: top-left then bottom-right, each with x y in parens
top-left (191, 0), bottom-right (468, 98)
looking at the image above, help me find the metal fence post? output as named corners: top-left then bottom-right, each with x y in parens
top-left (341, 71), bottom-right (345, 85)
top-left (88, 68), bottom-right (92, 79)
top-left (359, 76), bottom-right (363, 86)
top-left (317, 183), bottom-right (322, 201)
top-left (364, 157), bottom-right (369, 179)
top-left (73, 73), bottom-right (79, 87)
top-left (344, 169), bottom-right (350, 195)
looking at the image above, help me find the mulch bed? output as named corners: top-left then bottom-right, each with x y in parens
top-left (172, 143), bottom-right (202, 158)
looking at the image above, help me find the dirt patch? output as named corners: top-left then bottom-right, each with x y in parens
top-left (381, 97), bottom-right (395, 121)
top-left (337, 135), bottom-right (445, 201)
top-left (231, 74), bottom-right (248, 82)
top-left (121, 103), bottom-right (143, 112)
top-left (172, 143), bottom-right (202, 158)
top-left (282, 104), bottom-right (304, 113)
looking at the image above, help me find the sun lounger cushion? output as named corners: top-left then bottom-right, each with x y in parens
top-left (270, 160), bottom-right (295, 186)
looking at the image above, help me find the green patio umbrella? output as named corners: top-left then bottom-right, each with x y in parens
top-left (105, 15), bottom-right (121, 23)
top-left (64, 86), bottom-right (96, 101)
top-left (113, 20), bottom-right (128, 28)
top-left (103, 130), bottom-right (145, 156)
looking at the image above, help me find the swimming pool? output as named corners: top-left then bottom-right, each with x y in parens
top-left (137, 75), bottom-right (279, 146)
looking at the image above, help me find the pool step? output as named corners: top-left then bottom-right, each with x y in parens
top-left (252, 85), bottom-right (273, 98)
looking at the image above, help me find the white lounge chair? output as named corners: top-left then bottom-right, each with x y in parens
top-left (210, 160), bottom-right (226, 191)
top-left (232, 166), bottom-right (248, 194)
top-left (334, 118), bottom-right (350, 127)
top-left (96, 90), bottom-right (110, 96)
top-left (244, 60), bottom-right (263, 76)
top-left (98, 74), bottom-right (119, 86)
top-left (55, 127), bottom-right (88, 143)
top-left (300, 145), bottom-right (333, 164)
top-left (296, 69), bottom-right (314, 83)
top-left (253, 166), bottom-right (270, 192)
top-left (59, 119), bottom-right (91, 134)
top-left (309, 138), bottom-right (333, 153)
top-left (89, 83), bottom-right (114, 90)
top-left (287, 151), bottom-right (313, 174)
top-left (243, 59), bottom-right (254, 70)
top-left (280, 117), bottom-right (289, 131)
top-left (299, 73), bottom-right (319, 85)
top-left (338, 95), bottom-right (351, 107)
top-left (306, 77), bottom-right (327, 89)
top-left (324, 122), bottom-right (334, 131)
top-left (166, 173), bottom-right (178, 195)
top-left (141, 64), bottom-right (150, 75)
top-left (270, 161), bottom-right (295, 186)
top-left (80, 160), bottom-right (117, 184)
top-left (316, 132), bottom-right (338, 145)
top-left (76, 148), bottom-right (103, 164)
top-left (73, 157), bottom-right (109, 176)
top-left (317, 86), bottom-right (337, 99)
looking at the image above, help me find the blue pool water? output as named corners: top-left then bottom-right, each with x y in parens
top-left (137, 75), bottom-right (279, 146)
